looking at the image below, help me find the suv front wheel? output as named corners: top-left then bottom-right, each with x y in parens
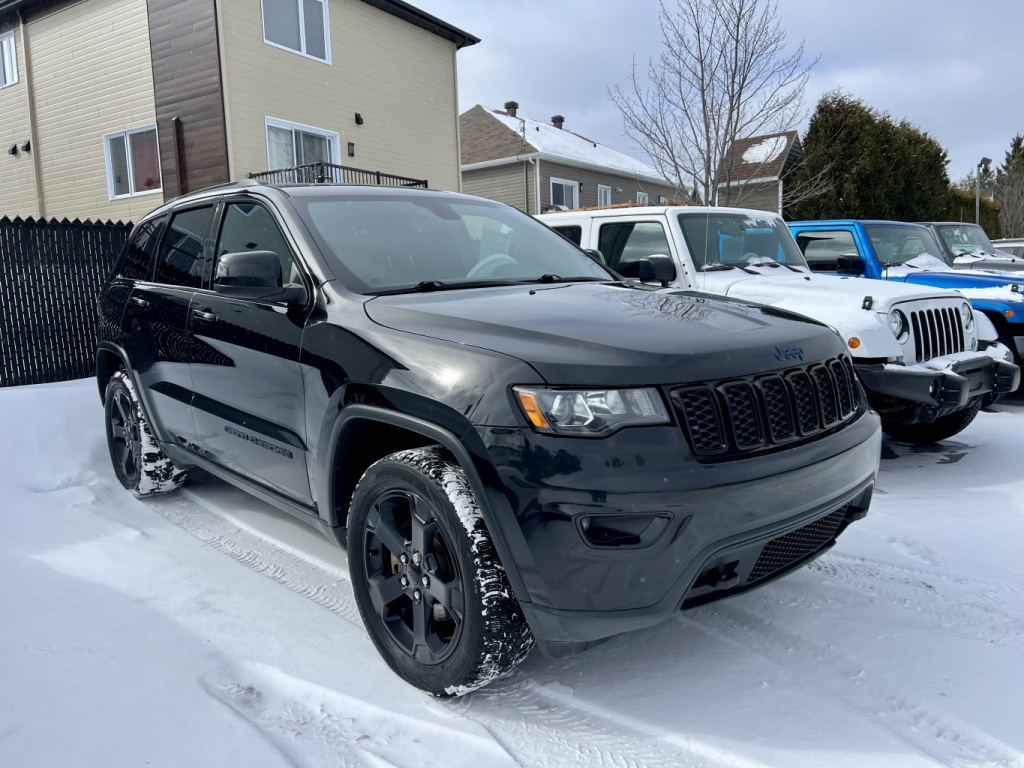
top-left (104, 370), bottom-right (189, 496)
top-left (347, 446), bottom-right (534, 695)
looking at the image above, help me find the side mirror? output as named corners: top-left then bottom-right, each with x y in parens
top-left (637, 254), bottom-right (676, 287)
top-left (836, 254), bottom-right (865, 276)
top-left (584, 248), bottom-right (607, 266)
top-left (215, 250), bottom-right (307, 303)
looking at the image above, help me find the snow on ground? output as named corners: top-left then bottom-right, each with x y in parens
top-left (2, 379), bottom-right (1023, 768)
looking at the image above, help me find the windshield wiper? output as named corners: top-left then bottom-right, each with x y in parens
top-left (700, 264), bottom-right (736, 271)
top-left (415, 280), bottom-right (446, 292)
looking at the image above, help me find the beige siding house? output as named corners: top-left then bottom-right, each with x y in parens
top-left (460, 102), bottom-right (678, 214)
top-left (0, 0), bottom-right (476, 222)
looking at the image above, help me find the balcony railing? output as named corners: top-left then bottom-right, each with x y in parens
top-left (248, 162), bottom-right (428, 188)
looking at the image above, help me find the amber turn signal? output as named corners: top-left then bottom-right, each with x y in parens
top-left (515, 391), bottom-right (551, 429)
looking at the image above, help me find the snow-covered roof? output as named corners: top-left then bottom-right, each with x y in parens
top-left (481, 107), bottom-right (668, 183)
top-left (742, 136), bottom-right (789, 165)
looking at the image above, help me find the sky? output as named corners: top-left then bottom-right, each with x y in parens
top-left (412, 0), bottom-right (1023, 184)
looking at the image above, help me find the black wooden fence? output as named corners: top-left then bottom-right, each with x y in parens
top-left (0, 216), bottom-right (133, 387)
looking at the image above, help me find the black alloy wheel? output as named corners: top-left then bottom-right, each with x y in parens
top-left (362, 488), bottom-right (465, 665)
top-left (347, 446), bottom-right (533, 695)
top-left (108, 385), bottom-right (142, 487)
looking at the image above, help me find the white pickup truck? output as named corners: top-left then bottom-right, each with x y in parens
top-left (538, 206), bottom-right (1019, 443)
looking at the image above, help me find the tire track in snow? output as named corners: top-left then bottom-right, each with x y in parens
top-left (143, 487), bottom-right (738, 768)
top-left (795, 554), bottom-right (1024, 651)
top-left (687, 602), bottom-right (1024, 768)
top-left (449, 677), bottom-right (765, 768)
top-left (141, 490), bottom-right (363, 625)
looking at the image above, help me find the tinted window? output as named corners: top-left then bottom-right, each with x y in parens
top-left (215, 202), bottom-right (298, 285)
top-left (597, 222), bottom-right (675, 279)
top-left (118, 217), bottom-right (165, 281)
top-left (154, 207), bottom-right (214, 288)
top-left (796, 230), bottom-right (859, 272)
top-left (552, 225), bottom-right (582, 246)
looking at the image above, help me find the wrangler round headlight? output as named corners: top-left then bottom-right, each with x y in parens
top-left (888, 310), bottom-right (909, 342)
top-left (960, 301), bottom-right (974, 329)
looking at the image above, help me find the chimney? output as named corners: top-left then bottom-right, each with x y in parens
top-left (504, 100), bottom-right (519, 118)
top-left (551, 115), bottom-right (565, 130)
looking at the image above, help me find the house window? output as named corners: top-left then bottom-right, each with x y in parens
top-left (550, 178), bottom-right (579, 210)
top-left (1, 31), bottom-right (17, 88)
top-left (104, 125), bottom-right (161, 199)
top-left (636, 191), bottom-right (650, 205)
top-left (262, 0), bottom-right (330, 62)
top-left (266, 117), bottom-right (340, 170)
top-left (597, 185), bottom-right (612, 207)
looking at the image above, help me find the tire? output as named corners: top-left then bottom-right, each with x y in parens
top-left (347, 446), bottom-right (534, 696)
top-left (882, 397), bottom-right (982, 444)
top-left (104, 370), bottom-right (188, 496)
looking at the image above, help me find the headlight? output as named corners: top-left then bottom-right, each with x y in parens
top-left (888, 310), bottom-right (909, 342)
top-left (960, 301), bottom-right (974, 329)
top-left (514, 386), bottom-right (670, 435)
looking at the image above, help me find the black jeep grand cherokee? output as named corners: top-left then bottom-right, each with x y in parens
top-left (96, 182), bottom-right (881, 695)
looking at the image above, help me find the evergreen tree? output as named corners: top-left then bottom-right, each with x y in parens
top-left (788, 91), bottom-right (950, 221)
top-left (995, 134), bottom-right (1024, 237)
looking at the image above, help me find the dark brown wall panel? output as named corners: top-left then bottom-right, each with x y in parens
top-left (146, 0), bottom-right (229, 199)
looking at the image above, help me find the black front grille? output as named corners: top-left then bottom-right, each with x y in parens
top-left (672, 356), bottom-right (859, 461)
top-left (911, 307), bottom-right (965, 362)
top-left (747, 506), bottom-right (849, 583)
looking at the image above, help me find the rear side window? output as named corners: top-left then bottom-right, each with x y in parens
top-left (154, 206), bottom-right (214, 288)
top-left (552, 225), bottom-right (582, 246)
top-left (597, 221), bottom-right (675, 279)
top-left (118, 216), bottom-right (165, 281)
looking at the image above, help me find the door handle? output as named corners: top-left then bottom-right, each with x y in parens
top-left (129, 296), bottom-right (150, 308)
top-left (192, 308), bottom-right (217, 322)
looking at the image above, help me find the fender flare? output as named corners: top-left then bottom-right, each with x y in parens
top-left (321, 403), bottom-right (533, 603)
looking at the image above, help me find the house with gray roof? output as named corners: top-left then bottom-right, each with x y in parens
top-left (460, 101), bottom-right (678, 214)
top-left (714, 131), bottom-right (802, 215)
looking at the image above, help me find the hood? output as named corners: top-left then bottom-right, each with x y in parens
top-left (365, 282), bottom-right (843, 386)
top-left (698, 267), bottom-right (959, 314)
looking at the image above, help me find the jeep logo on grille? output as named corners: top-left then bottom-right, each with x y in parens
top-left (775, 345), bottom-right (804, 362)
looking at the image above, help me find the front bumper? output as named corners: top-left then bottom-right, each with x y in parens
top-left (478, 409), bottom-right (881, 655)
top-left (856, 354), bottom-right (1019, 415)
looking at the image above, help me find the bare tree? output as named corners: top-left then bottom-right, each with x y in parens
top-left (610, 0), bottom-right (817, 204)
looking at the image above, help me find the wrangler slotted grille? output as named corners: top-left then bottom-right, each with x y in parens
top-left (672, 356), bottom-right (859, 460)
top-left (747, 506), bottom-right (849, 583)
top-left (910, 307), bottom-right (965, 363)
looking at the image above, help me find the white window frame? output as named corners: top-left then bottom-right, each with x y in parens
top-left (0, 31), bottom-right (17, 89)
top-left (636, 191), bottom-right (650, 205)
top-left (597, 184), bottom-right (612, 207)
top-left (102, 124), bottom-right (163, 200)
top-left (265, 116), bottom-right (341, 169)
top-left (261, 0), bottom-right (331, 64)
top-left (550, 177), bottom-right (579, 210)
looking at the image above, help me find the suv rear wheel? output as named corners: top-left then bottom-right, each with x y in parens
top-left (347, 446), bottom-right (533, 696)
top-left (104, 371), bottom-right (188, 496)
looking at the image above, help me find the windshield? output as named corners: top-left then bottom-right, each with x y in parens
top-left (936, 223), bottom-right (996, 254)
top-left (293, 193), bottom-right (611, 293)
top-left (864, 224), bottom-right (944, 265)
top-left (676, 212), bottom-right (808, 270)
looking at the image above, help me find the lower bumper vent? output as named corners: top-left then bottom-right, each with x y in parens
top-left (747, 505), bottom-right (848, 583)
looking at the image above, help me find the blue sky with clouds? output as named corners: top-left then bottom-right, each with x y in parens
top-left (413, 0), bottom-right (1022, 183)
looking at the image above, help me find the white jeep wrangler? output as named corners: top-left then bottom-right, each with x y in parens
top-left (539, 206), bottom-right (1019, 443)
